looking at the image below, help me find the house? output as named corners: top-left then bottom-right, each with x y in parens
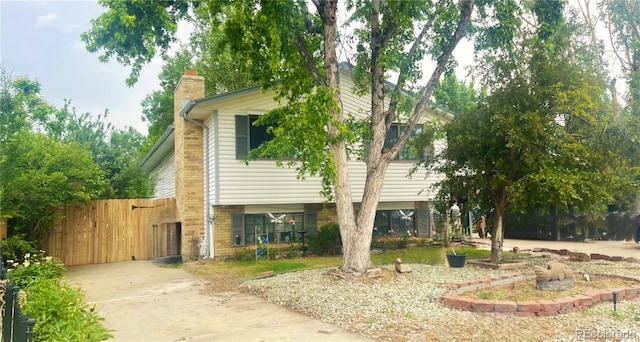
top-left (141, 66), bottom-right (450, 260)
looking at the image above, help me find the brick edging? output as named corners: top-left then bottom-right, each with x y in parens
top-left (440, 271), bottom-right (640, 316)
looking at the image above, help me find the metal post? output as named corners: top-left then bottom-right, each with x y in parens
top-left (26, 318), bottom-right (36, 342)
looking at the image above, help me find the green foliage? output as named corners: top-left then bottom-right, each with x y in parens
top-left (82, 0), bottom-right (192, 86)
top-left (82, 0), bottom-right (528, 273)
top-left (191, 4), bottom-right (256, 95)
top-left (308, 223), bottom-right (342, 256)
top-left (22, 279), bottom-right (113, 341)
top-left (600, 0), bottom-right (640, 116)
top-left (433, 73), bottom-right (482, 114)
top-left (233, 248), bottom-right (257, 262)
top-left (0, 234), bottom-right (40, 265)
top-left (6, 251), bottom-right (65, 289)
top-left (4, 249), bottom-right (112, 341)
top-left (2, 131), bottom-right (106, 239)
top-left (140, 48), bottom-right (194, 141)
top-left (60, 107), bottom-right (153, 199)
top-left (1, 70), bottom-right (153, 240)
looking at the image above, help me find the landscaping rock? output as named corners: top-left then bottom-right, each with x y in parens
top-left (569, 252), bottom-right (591, 262)
top-left (536, 278), bottom-right (576, 290)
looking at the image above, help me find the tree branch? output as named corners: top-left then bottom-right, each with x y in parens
top-left (300, 0), bottom-right (323, 34)
top-left (294, 31), bottom-right (325, 86)
top-left (385, 0), bottom-right (446, 120)
top-left (388, 0), bottom-right (475, 160)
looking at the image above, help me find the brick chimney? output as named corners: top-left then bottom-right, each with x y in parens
top-left (174, 70), bottom-right (205, 260)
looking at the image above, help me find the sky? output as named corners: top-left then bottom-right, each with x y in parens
top-left (0, 0), bottom-right (474, 138)
top-left (0, 0), bottom-right (181, 135)
top-left (0, 1), bottom-right (626, 137)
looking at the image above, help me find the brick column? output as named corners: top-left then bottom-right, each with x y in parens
top-left (174, 70), bottom-right (205, 260)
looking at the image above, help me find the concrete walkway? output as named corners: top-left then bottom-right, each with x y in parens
top-left (66, 261), bottom-right (373, 342)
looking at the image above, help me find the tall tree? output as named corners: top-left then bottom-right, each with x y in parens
top-left (83, 0), bottom-right (527, 274)
top-left (436, 0), bottom-right (636, 263)
top-left (191, 2), bottom-right (256, 95)
top-left (60, 105), bottom-right (153, 199)
top-left (1, 69), bottom-right (152, 242)
top-left (2, 131), bottom-right (106, 240)
top-left (601, 0), bottom-right (640, 116)
top-left (141, 48), bottom-right (194, 141)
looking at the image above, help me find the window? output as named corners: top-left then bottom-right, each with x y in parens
top-left (231, 212), bottom-right (309, 246)
top-left (235, 115), bottom-right (273, 159)
top-left (373, 209), bottom-right (415, 236)
top-left (386, 124), bottom-right (425, 160)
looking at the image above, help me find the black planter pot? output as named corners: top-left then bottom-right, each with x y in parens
top-left (446, 254), bottom-right (467, 268)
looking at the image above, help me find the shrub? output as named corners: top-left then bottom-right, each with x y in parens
top-left (308, 223), bottom-right (342, 256)
top-left (6, 252), bottom-right (65, 289)
top-left (1, 234), bottom-right (40, 265)
top-left (22, 278), bottom-right (113, 341)
top-left (234, 248), bottom-right (257, 261)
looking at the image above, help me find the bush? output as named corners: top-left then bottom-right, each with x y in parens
top-left (6, 251), bottom-right (65, 289)
top-left (22, 278), bottom-right (113, 341)
top-left (234, 248), bottom-right (257, 261)
top-left (308, 223), bottom-right (342, 256)
top-left (1, 234), bottom-right (40, 265)
top-left (4, 250), bottom-right (111, 341)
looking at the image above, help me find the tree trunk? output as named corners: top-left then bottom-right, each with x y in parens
top-left (314, 0), bottom-right (476, 275)
top-left (490, 187), bottom-right (507, 264)
top-left (318, 0), bottom-right (371, 274)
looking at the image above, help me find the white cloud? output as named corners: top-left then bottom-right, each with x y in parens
top-left (35, 11), bottom-right (77, 32)
top-left (35, 12), bottom-right (58, 27)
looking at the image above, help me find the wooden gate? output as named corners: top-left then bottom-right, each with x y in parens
top-left (41, 198), bottom-right (178, 266)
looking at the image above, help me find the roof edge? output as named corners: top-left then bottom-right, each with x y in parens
top-left (140, 125), bottom-right (175, 172)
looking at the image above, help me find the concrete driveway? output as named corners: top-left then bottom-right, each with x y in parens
top-left (66, 239), bottom-right (638, 341)
top-left (66, 261), bottom-right (372, 342)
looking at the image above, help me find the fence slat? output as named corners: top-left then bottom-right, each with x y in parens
top-left (41, 199), bottom-right (177, 266)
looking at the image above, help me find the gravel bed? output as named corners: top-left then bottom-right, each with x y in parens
top-left (240, 256), bottom-right (640, 342)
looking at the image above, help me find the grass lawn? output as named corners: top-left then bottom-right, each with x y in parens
top-left (186, 245), bottom-right (494, 279)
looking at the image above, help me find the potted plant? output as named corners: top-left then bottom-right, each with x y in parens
top-left (446, 247), bottom-right (467, 268)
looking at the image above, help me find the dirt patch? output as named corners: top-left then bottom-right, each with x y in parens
top-left (465, 274), bottom-right (638, 302)
top-left (181, 262), bottom-right (242, 294)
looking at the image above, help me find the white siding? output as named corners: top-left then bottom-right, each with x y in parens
top-left (150, 151), bottom-right (175, 198)
top-left (201, 69), bottom-right (444, 206)
top-left (215, 93), bottom-right (326, 205)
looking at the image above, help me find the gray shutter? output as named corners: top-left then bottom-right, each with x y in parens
top-left (416, 208), bottom-right (430, 238)
top-left (231, 213), bottom-right (245, 246)
top-left (235, 115), bottom-right (249, 159)
top-left (304, 212), bottom-right (318, 236)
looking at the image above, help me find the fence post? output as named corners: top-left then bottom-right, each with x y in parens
top-left (26, 318), bottom-right (36, 342)
top-left (1, 246), bottom-right (37, 342)
top-left (3, 284), bottom-right (17, 342)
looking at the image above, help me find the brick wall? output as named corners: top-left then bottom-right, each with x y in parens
top-left (305, 203), bottom-right (339, 228)
top-left (174, 71), bottom-right (206, 260)
top-left (213, 205), bottom-right (245, 258)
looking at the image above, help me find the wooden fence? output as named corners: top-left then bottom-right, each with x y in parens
top-left (41, 198), bottom-right (178, 266)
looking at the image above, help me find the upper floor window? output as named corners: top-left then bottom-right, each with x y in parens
top-left (236, 115), bottom-right (273, 159)
top-left (385, 124), bottom-right (425, 160)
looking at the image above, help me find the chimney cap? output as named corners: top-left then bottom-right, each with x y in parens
top-left (184, 70), bottom-right (198, 76)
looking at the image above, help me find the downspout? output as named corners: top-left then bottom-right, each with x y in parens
top-left (181, 100), bottom-right (214, 259)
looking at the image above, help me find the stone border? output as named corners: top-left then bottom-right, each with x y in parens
top-left (532, 248), bottom-right (640, 264)
top-left (440, 271), bottom-right (640, 316)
